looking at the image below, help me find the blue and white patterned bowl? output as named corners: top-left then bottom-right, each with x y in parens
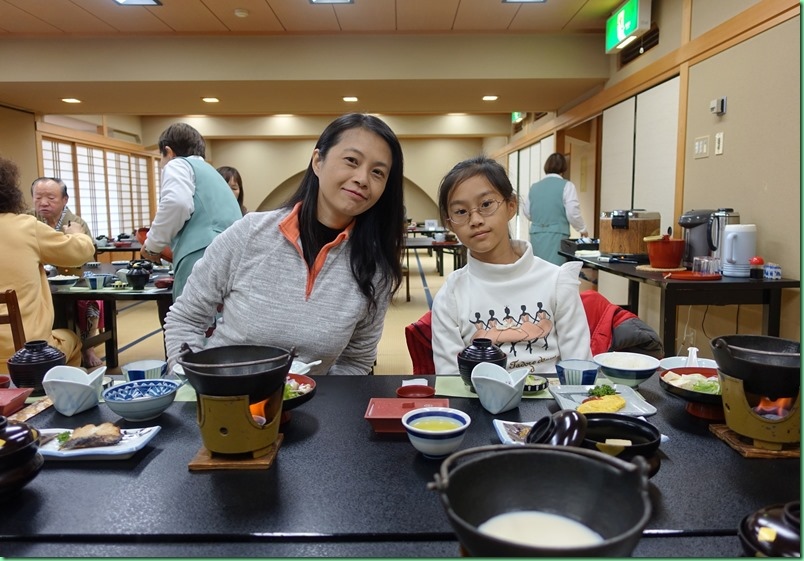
top-left (102, 379), bottom-right (179, 421)
top-left (121, 359), bottom-right (167, 382)
top-left (401, 407), bottom-right (471, 459)
top-left (556, 359), bottom-right (600, 385)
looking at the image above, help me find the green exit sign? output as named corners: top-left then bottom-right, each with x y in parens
top-left (605, 0), bottom-right (651, 54)
top-left (511, 112), bottom-right (525, 123)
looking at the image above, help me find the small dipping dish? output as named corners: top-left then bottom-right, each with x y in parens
top-left (396, 384), bottom-right (436, 398)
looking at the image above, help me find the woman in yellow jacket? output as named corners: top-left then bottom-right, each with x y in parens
top-left (0, 157), bottom-right (95, 372)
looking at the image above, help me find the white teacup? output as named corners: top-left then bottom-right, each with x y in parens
top-left (434, 233), bottom-right (446, 243)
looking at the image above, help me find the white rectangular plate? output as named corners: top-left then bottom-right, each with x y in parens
top-left (548, 385), bottom-right (657, 417)
top-left (493, 419), bottom-right (536, 445)
top-left (38, 426), bottom-right (161, 460)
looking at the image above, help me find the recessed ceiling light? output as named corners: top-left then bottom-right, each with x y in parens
top-left (234, 8), bottom-right (249, 17)
top-left (343, 96), bottom-right (359, 102)
top-left (202, 97), bottom-right (220, 103)
top-left (113, 0), bottom-right (162, 5)
top-left (273, 114), bottom-right (294, 117)
top-left (482, 95), bottom-right (499, 102)
top-left (310, 0), bottom-right (353, 4)
top-left (61, 98), bottom-right (82, 104)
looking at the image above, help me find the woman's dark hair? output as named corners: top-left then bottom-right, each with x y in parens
top-left (217, 166), bottom-right (244, 206)
top-left (543, 152), bottom-right (568, 175)
top-left (286, 113), bottom-right (404, 313)
top-left (0, 156), bottom-right (26, 214)
top-left (158, 123), bottom-right (206, 158)
top-left (437, 155), bottom-right (516, 223)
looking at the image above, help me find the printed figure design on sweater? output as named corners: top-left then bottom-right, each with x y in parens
top-left (469, 301), bottom-right (554, 357)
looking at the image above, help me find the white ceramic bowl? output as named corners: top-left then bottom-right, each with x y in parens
top-left (48, 275), bottom-right (79, 292)
top-left (102, 379), bottom-right (179, 421)
top-left (594, 352), bottom-right (660, 388)
top-left (171, 364), bottom-right (187, 384)
top-left (401, 407), bottom-right (471, 459)
top-left (43, 365), bottom-right (105, 416)
top-left (658, 356), bottom-right (718, 371)
top-left (121, 359), bottom-right (167, 382)
top-left (471, 363), bottom-right (529, 414)
top-left (556, 359), bottom-right (600, 385)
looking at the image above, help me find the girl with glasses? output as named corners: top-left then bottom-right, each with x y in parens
top-left (431, 156), bottom-right (591, 375)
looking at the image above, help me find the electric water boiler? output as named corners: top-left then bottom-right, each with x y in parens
top-left (678, 209), bottom-right (715, 268)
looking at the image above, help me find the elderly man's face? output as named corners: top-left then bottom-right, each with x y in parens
top-left (33, 180), bottom-right (68, 222)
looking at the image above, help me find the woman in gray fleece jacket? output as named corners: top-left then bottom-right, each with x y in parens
top-left (164, 113), bottom-right (405, 376)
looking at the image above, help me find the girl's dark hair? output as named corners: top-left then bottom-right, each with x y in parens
top-left (543, 152), bottom-right (567, 175)
top-left (0, 156), bottom-right (26, 214)
top-left (217, 166), bottom-right (244, 206)
top-left (158, 123), bottom-right (206, 158)
top-left (286, 113), bottom-right (404, 313)
top-left (437, 155), bottom-right (515, 223)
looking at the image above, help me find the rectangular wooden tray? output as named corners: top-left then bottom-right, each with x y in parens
top-left (364, 397), bottom-right (449, 433)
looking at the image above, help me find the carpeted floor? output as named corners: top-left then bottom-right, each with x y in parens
top-left (103, 249), bottom-right (450, 376)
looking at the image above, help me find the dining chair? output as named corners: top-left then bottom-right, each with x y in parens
top-left (0, 289), bottom-right (27, 352)
top-left (405, 310), bottom-right (434, 375)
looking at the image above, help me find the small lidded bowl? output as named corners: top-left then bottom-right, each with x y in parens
top-left (0, 416), bottom-right (44, 501)
top-left (457, 338), bottom-right (507, 392)
top-left (401, 407), bottom-right (471, 459)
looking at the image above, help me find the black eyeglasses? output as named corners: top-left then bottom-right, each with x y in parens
top-left (446, 199), bottom-right (502, 225)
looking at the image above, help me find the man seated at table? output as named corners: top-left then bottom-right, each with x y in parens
top-left (0, 159), bottom-right (95, 371)
top-left (31, 177), bottom-right (105, 367)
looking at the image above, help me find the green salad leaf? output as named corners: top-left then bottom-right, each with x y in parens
top-left (587, 385), bottom-right (617, 397)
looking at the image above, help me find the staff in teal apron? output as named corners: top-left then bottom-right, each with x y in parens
top-left (141, 123), bottom-right (242, 301)
top-left (522, 152), bottom-right (588, 266)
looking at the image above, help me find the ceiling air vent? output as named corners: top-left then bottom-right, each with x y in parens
top-left (619, 25), bottom-right (659, 66)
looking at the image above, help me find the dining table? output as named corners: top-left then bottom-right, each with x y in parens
top-left (559, 251), bottom-right (801, 354)
top-left (404, 237), bottom-right (466, 276)
top-left (1, 374), bottom-right (798, 557)
top-left (50, 263), bottom-right (173, 368)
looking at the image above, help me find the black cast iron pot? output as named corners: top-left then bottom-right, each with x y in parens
top-left (177, 344), bottom-right (295, 404)
top-left (429, 444), bottom-right (651, 557)
top-left (711, 335), bottom-right (800, 400)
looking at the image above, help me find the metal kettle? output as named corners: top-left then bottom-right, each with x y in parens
top-left (707, 208), bottom-right (740, 265)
